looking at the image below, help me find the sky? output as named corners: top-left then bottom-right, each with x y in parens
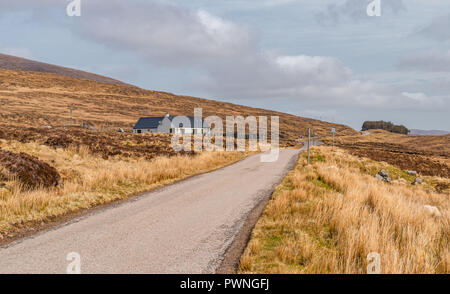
top-left (1, 0), bottom-right (449, 130)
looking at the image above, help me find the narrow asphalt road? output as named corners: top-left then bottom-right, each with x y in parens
top-left (0, 149), bottom-right (300, 274)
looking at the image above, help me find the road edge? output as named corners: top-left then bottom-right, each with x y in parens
top-left (216, 148), bottom-right (302, 273)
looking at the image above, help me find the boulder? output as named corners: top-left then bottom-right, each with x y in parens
top-left (407, 170), bottom-right (417, 176)
top-left (423, 205), bottom-right (441, 217)
top-left (375, 169), bottom-right (390, 182)
top-left (379, 169), bottom-right (389, 178)
top-left (413, 177), bottom-right (423, 185)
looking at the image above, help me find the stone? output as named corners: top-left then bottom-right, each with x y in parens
top-left (375, 169), bottom-right (391, 182)
top-left (423, 205), bottom-right (441, 217)
top-left (375, 174), bottom-right (384, 181)
top-left (379, 169), bottom-right (389, 178)
top-left (413, 177), bottom-right (423, 185)
top-left (407, 170), bottom-right (417, 176)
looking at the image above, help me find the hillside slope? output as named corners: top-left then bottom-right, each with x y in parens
top-left (0, 68), bottom-right (356, 144)
top-left (0, 53), bottom-right (126, 85)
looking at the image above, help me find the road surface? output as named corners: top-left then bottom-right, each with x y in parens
top-left (0, 149), bottom-right (300, 274)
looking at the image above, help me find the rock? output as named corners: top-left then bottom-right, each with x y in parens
top-left (413, 177), bottom-right (423, 185)
top-left (423, 205), bottom-right (441, 217)
top-left (379, 169), bottom-right (389, 178)
top-left (375, 174), bottom-right (384, 181)
top-left (407, 170), bottom-right (417, 176)
top-left (375, 169), bottom-right (390, 182)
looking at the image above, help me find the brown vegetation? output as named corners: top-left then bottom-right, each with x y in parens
top-left (240, 147), bottom-right (449, 274)
top-left (322, 130), bottom-right (450, 177)
top-left (0, 124), bottom-right (191, 160)
top-left (0, 149), bottom-right (60, 189)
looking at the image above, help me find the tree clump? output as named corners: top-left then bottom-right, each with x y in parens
top-left (361, 121), bottom-right (409, 134)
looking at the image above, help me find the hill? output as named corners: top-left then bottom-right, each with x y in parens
top-left (0, 56), bottom-right (358, 241)
top-left (0, 65), bottom-right (357, 145)
top-left (0, 53), bottom-right (126, 85)
top-left (409, 129), bottom-right (449, 136)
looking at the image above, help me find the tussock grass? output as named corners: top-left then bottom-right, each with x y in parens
top-left (240, 147), bottom-right (449, 274)
top-left (0, 140), bottom-right (247, 236)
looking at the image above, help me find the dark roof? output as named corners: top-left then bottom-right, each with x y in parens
top-left (133, 117), bottom-right (164, 129)
top-left (133, 116), bottom-right (210, 129)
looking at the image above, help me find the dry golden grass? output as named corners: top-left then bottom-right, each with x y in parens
top-left (240, 146), bottom-right (449, 274)
top-left (0, 139), bottom-right (247, 237)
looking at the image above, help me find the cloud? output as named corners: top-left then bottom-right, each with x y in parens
top-left (73, 1), bottom-right (255, 66)
top-left (402, 92), bottom-right (428, 102)
top-left (399, 50), bottom-right (450, 72)
top-left (225, 0), bottom-right (296, 9)
top-left (418, 13), bottom-right (450, 41)
top-left (55, 1), bottom-right (385, 108)
top-left (1, 0), bottom-right (445, 112)
top-left (0, 0), bottom-right (64, 13)
top-left (315, 0), bottom-right (406, 25)
top-left (400, 92), bottom-right (446, 109)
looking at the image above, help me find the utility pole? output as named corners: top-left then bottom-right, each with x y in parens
top-left (332, 132), bottom-right (335, 149)
top-left (307, 128), bottom-right (310, 165)
top-left (69, 105), bottom-right (73, 126)
top-left (331, 128), bottom-right (336, 150)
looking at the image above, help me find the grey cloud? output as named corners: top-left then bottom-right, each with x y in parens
top-left (0, 0), bottom-right (65, 13)
top-left (73, 1), bottom-right (255, 66)
top-left (399, 50), bottom-right (450, 72)
top-left (418, 14), bottom-right (450, 41)
top-left (67, 1), bottom-right (373, 106)
top-left (315, 0), bottom-right (406, 25)
top-left (64, 1), bottom-right (410, 109)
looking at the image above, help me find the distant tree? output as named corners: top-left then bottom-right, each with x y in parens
top-left (361, 121), bottom-right (409, 135)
